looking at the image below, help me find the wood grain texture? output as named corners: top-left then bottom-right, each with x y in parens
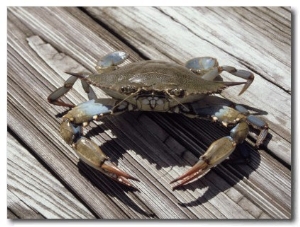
top-left (7, 7), bottom-right (291, 219)
top-left (7, 134), bottom-right (94, 219)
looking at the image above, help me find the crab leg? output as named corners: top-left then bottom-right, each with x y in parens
top-left (201, 66), bottom-right (254, 95)
top-left (48, 74), bottom-right (96, 108)
top-left (246, 115), bottom-right (269, 147)
top-left (48, 75), bottom-right (78, 107)
top-left (48, 51), bottom-right (128, 107)
top-left (171, 96), bottom-right (268, 189)
top-left (185, 57), bottom-right (254, 95)
top-left (189, 96), bottom-right (268, 147)
top-left (220, 66), bottom-right (254, 95)
top-left (60, 99), bottom-right (139, 189)
top-left (171, 122), bottom-right (248, 190)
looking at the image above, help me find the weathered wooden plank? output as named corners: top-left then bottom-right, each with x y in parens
top-left (7, 32), bottom-right (155, 219)
top-left (7, 133), bottom-right (95, 219)
top-left (85, 6), bottom-right (291, 165)
top-left (7, 6), bottom-right (291, 219)
top-left (7, 208), bottom-right (19, 219)
top-left (7, 190), bottom-right (44, 219)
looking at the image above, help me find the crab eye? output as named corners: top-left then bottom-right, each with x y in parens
top-left (169, 88), bottom-right (185, 97)
top-left (120, 85), bottom-right (137, 94)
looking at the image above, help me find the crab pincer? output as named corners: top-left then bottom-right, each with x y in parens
top-left (60, 117), bottom-right (139, 189)
top-left (171, 122), bottom-right (249, 190)
top-left (74, 137), bottom-right (140, 189)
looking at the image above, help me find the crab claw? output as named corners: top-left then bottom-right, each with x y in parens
top-left (100, 160), bottom-right (140, 189)
top-left (171, 122), bottom-right (249, 190)
top-left (171, 136), bottom-right (236, 190)
top-left (73, 137), bottom-right (139, 189)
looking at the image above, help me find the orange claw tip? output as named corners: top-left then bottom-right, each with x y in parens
top-left (118, 176), bottom-right (140, 191)
top-left (171, 182), bottom-right (183, 191)
top-left (171, 170), bottom-right (205, 190)
top-left (170, 160), bottom-right (208, 184)
top-left (171, 173), bottom-right (205, 190)
top-left (101, 162), bottom-right (139, 182)
top-left (171, 184), bottom-right (183, 191)
top-left (170, 161), bottom-right (210, 190)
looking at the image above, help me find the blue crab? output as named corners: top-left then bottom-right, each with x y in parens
top-left (48, 51), bottom-right (268, 190)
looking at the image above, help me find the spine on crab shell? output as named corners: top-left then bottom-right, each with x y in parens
top-left (222, 81), bottom-right (250, 95)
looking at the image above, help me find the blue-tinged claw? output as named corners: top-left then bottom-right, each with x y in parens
top-left (73, 137), bottom-right (139, 189)
top-left (171, 122), bottom-right (249, 190)
top-left (185, 57), bottom-right (219, 79)
top-left (60, 118), bottom-right (82, 145)
top-left (60, 102), bottom-right (139, 189)
top-left (171, 136), bottom-right (236, 190)
top-left (63, 99), bottom-right (115, 124)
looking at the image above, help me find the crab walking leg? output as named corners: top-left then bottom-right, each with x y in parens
top-left (48, 73), bottom-right (97, 107)
top-left (188, 96), bottom-right (269, 147)
top-left (220, 66), bottom-right (254, 95)
top-left (184, 57), bottom-right (254, 95)
top-left (49, 51), bottom-right (129, 107)
top-left (60, 99), bottom-right (139, 188)
top-left (171, 96), bottom-right (268, 189)
top-left (47, 75), bottom-right (78, 107)
top-left (81, 79), bottom-right (97, 101)
top-left (246, 115), bottom-right (269, 147)
top-left (171, 122), bottom-right (249, 190)
top-left (201, 66), bottom-right (254, 95)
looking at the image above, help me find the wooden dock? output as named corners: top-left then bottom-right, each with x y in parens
top-left (7, 7), bottom-right (291, 219)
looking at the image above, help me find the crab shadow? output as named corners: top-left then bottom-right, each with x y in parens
top-left (147, 112), bottom-right (271, 207)
top-left (174, 144), bottom-right (263, 207)
top-left (76, 161), bottom-right (156, 218)
top-left (58, 105), bottom-right (271, 214)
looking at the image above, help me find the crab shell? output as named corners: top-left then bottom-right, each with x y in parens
top-left (80, 60), bottom-right (232, 112)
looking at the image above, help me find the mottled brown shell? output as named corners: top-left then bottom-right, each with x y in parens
top-left (85, 60), bottom-right (228, 96)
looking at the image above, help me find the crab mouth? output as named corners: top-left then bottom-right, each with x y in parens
top-left (135, 89), bottom-right (170, 111)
